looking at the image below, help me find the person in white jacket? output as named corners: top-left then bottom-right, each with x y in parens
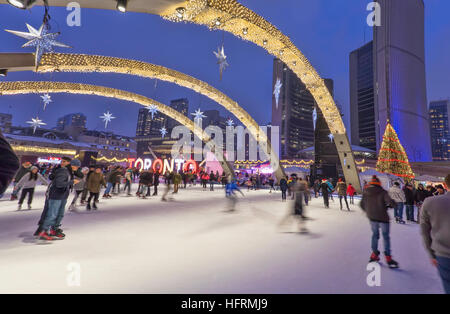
top-left (16, 166), bottom-right (48, 210)
top-left (388, 182), bottom-right (406, 224)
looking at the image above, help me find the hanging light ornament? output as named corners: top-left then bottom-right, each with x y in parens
top-left (160, 127), bottom-right (168, 138)
top-left (226, 118), bottom-right (234, 127)
top-left (40, 93), bottom-right (52, 110)
top-left (5, 23), bottom-right (71, 68)
top-left (213, 45), bottom-right (229, 80)
top-left (99, 111), bottom-right (115, 129)
top-left (26, 116), bottom-right (46, 134)
top-left (273, 78), bottom-right (282, 109)
top-left (312, 108), bottom-right (317, 130)
top-left (147, 104), bottom-right (158, 120)
top-left (191, 108), bottom-right (207, 122)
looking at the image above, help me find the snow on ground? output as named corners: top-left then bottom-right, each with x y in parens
top-left (0, 185), bottom-right (443, 294)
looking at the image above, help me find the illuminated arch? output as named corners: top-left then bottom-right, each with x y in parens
top-left (0, 81), bottom-right (235, 177)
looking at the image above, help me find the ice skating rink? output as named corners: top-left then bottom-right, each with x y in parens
top-left (0, 185), bottom-right (443, 294)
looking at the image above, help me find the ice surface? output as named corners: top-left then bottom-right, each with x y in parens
top-left (0, 185), bottom-right (443, 294)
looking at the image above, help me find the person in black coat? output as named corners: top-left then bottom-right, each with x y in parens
top-left (0, 130), bottom-right (20, 197)
top-left (153, 172), bottom-right (160, 196)
top-left (279, 177), bottom-right (288, 201)
top-left (403, 184), bottom-right (416, 222)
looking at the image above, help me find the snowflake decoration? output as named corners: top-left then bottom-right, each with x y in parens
top-left (312, 108), bottom-right (318, 130)
top-left (273, 78), bottom-right (282, 109)
top-left (5, 23), bottom-right (71, 67)
top-left (213, 45), bottom-right (229, 80)
top-left (226, 118), bottom-right (234, 127)
top-left (160, 127), bottom-right (168, 138)
top-left (26, 116), bottom-right (46, 134)
top-left (99, 111), bottom-right (116, 129)
top-left (191, 108), bottom-right (207, 122)
top-left (147, 105), bottom-right (158, 120)
top-left (40, 93), bottom-right (52, 110)
top-left (328, 133), bottom-right (334, 142)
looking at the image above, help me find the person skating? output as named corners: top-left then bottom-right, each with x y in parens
top-left (137, 170), bottom-right (152, 199)
top-left (347, 183), bottom-right (356, 205)
top-left (415, 183), bottom-right (432, 223)
top-left (152, 171), bottom-right (160, 196)
top-left (388, 182), bottom-right (406, 224)
top-left (80, 166), bottom-right (95, 205)
top-left (0, 129), bottom-right (19, 198)
top-left (279, 177), bottom-right (288, 202)
top-left (360, 175), bottom-right (398, 268)
top-left (10, 161), bottom-right (32, 201)
top-left (161, 171), bottom-right (174, 201)
top-left (37, 158), bottom-right (80, 241)
top-left (403, 183), bottom-right (416, 222)
top-left (320, 179), bottom-right (331, 208)
top-left (336, 178), bottom-right (350, 211)
top-left (69, 167), bottom-right (89, 211)
top-left (123, 168), bottom-right (133, 196)
top-left (86, 166), bottom-right (106, 210)
top-left (268, 177), bottom-right (275, 193)
top-left (225, 179), bottom-right (244, 212)
top-left (16, 166), bottom-right (48, 210)
top-left (420, 174), bottom-right (450, 294)
top-left (173, 171), bottom-right (182, 194)
top-left (209, 171), bottom-right (215, 191)
top-left (103, 166), bottom-right (120, 198)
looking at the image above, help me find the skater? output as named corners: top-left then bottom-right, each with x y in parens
top-left (69, 167), bottom-right (89, 211)
top-left (225, 179), bottom-right (244, 212)
top-left (388, 182), bottom-right (406, 224)
top-left (173, 171), bottom-right (182, 194)
top-left (279, 177), bottom-right (308, 233)
top-left (420, 174), bottom-right (450, 294)
top-left (10, 160), bottom-right (32, 201)
top-left (80, 166), bottom-right (95, 205)
top-left (336, 178), bottom-right (350, 211)
top-left (360, 176), bottom-right (398, 268)
top-left (268, 176), bottom-right (275, 193)
top-left (320, 179), bottom-right (331, 208)
top-left (415, 183), bottom-right (431, 223)
top-left (209, 171), bottom-right (215, 191)
top-left (279, 177), bottom-right (288, 202)
top-left (403, 183), bottom-right (416, 222)
top-left (37, 158), bottom-right (81, 241)
top-left (16, 166), bottom-right (48, 210)
top-left (123, 168), bottom-right (133, 195)
top-left (161, 171), bottom-right (174, 201)
top-left (86, 166), bottom-right (106, 210)
top-left (0, 129), bottom-right (19, 197)
top-left (201, 172), bottom-right (209, 190)
top-left (137, 170), bottom-right (152, 198)
top-left (152, 171), bottom-right (160, 196)
top-left (347, 183), bottom-right (356, 204)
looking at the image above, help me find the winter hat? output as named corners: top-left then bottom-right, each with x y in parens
top-left (82, 167), bottom-right (89, 172)
top-left (370, 175), bottom-right (381, 186)
top-left (30, 166), bottom-right (38, 171)
top-left (71, 159), bottom-right (81, 167)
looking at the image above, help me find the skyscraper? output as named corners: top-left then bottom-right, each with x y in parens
top-left (349, 41), bottom-right (376, 152)
top-left (429, 100), bottom-right (450, 161)
top-left (167, 98), bottom-right (189, 131)
top-left (0, 113), bottom-right (12, 133)
top-left (373, 0), bottom-right (431, 161)
top-left (272, 58), bottom-right (315, 159)
top-left (56, 113), bottom-right (87, 131)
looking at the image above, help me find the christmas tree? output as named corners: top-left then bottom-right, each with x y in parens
top-left (376, 123), bottom-right (415, 179)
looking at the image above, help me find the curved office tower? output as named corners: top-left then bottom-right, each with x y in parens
top-left (374, 0), bottom-right (432, 161)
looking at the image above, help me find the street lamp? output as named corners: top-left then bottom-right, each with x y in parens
top-left (116, 0), bottom-right (128, 13)
top-left (7, 0), bottom-right (36, 9)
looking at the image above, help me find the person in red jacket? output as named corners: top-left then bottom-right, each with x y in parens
top-left (347, 183), bottom-right (357, 204)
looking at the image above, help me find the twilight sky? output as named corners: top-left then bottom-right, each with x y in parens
top-left (0, 0), bottom-right (449, 137)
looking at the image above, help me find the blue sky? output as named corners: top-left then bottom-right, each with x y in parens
top-left (0, 0), bottom-right (449, 137)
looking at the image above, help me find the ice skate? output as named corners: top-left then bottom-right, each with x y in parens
top-left (369, 251), bottom-right (380, 263)
top-left (386, 256), bottom-right (399, 269)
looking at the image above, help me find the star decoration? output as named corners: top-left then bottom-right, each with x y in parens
top-left (273, 78), bottom-right (282, 109)
top-left (191, 108), bottom-right (207, 122)
top-left (160, 127), bottom-right (168, 138)
top-left (226, 118), bottom-right (234, 127)
top-left (328, 133), bottom-right (334, 142)
top-left (99, 111), bottom-right (116, 129)
top-left (213, 45), bottom-right (229, 80)
top-left (5, 23), bottom-right (71, 67)
top-left (26, 116), bottom-right (46, 134)
top-left (312, 108), bottom-right (318, 130)
top-left (40, 93), bottom-right (52, 110)
top-left (147, 105), bottom-right (158, 120)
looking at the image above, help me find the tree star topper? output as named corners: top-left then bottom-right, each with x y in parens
top-left (213, 45), bottom-right (229, 80)
top-left (26, 116), bottom-right (46, 134)
top-left (5, 23), bottom-right (71, 68)
top-left (40, 93), bottom-right (52, 110)
top-left (273, 78), bottom-right (282, 109)
top-left (100, 111), bottom-right (116, 129)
